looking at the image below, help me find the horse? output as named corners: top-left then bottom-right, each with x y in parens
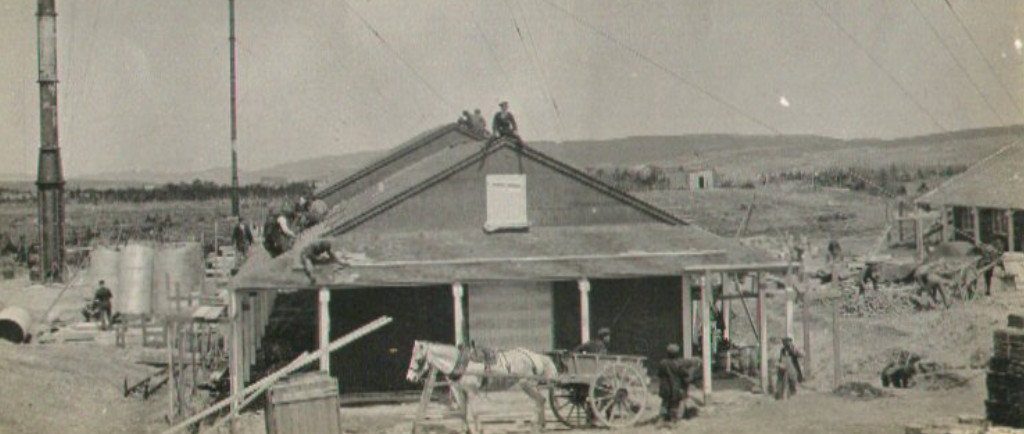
top-left (406, 340), bottom-right (559, 434)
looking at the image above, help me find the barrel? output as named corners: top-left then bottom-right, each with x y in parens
top-left (0, 306), bottom-right (33, 343)
top-left (265, 371), bottom-right (342, 434)
top-left (118, 244), bottom-right (154, 315)
top-left (152, 242), bottom-right (205, 314)
top-left (88, 246), bottom-right (121, 300)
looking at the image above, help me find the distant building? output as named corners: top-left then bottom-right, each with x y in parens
top-left (916, 144), bottom-right (1023, 251)
top-left (678, 167), bottom-right (715, 191)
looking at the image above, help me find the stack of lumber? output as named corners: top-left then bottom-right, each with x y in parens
top-left (987, 316), bottom-right (1024, 428)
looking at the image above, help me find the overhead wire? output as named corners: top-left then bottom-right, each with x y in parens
top-left (464, 0), bottom-right (517, 102)
top-left (808, 0), bottom-right (946, 132)
top-left (338, 0), bottom-right (457, 113)
top-left (909, 0), bottom-right (1006, 126)
top-left (942, 0), bottom-right (1024, 118)
top-left (538, 0), bottom-right (782, 135)
top-left (504, 0), bottom-right (566, 141)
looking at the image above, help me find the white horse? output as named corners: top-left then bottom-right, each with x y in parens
top-left (406, 340), bottom-right (558, 434)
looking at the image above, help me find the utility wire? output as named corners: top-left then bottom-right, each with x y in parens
top-left (941, 0), bottom-right (1024, 118)
top-left (465, 0), bottom-right (517, 101)
top-left (339, 0), bottom-right (456, 113)
top-left (909, 0), bottom-right (1005, 126)
top-left (809, 0), bottom-right (946, 132)
top-left (539, 0), bottom-right (782, 135)
top-left (505, 0), bottom-right (566, 140)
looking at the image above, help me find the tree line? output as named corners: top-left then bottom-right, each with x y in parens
top-left (0, 180), bottom-right (316, 204)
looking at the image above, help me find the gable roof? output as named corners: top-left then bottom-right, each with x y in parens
top-left (320, 137), bottom-right (687, 236)
top-left (916, 141), bottom-right (1024, 210)
top-left (314, 124), bottom-right (486, 203)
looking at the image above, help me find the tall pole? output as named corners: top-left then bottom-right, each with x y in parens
top-left (229, 0), bottom-right (240, 218)
top-left (36, 0), bottom-right (65, 283)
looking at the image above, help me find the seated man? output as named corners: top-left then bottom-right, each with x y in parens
top-left (298, 239), bottom-right (350, 285)
top-left (575, 327), bottom-right (611, 354)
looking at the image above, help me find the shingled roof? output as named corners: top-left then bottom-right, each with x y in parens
top-left (916, 142), bottom-right (1024, 210)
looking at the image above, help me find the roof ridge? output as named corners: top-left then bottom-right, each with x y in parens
top-left (916, 137), bottom-right (1023, 205)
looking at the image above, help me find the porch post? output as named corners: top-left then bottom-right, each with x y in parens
top-left (940, 205), bottom-right (950, 241)
top-left (452, 283), bottom-right (465, 345)
top-left (785, 287), bottom-right (794, 339)
top-left (701, 270), bottom-right (713, 404)
top-left (723, 278), bottom-right (731, 373)
top-left (578, 278), bottom-right (591, 343)
top-left (229, 289), bottom-right (243, 426)
top-left (973, 207), bottom-right (982, 244)
top-left (1008, 210), bottom-right (1016, 252)
top-left (756, 273), bottom-right (768, 394)
top-left (682, 274), bottom-right (692, 358)
top-left (318, 288), bottom-right (330, 373)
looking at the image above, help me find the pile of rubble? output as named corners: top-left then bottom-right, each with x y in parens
top-left (840, 286), bottom-right (919, 316)
top-left (987, 315), bottom-right (1024, 428)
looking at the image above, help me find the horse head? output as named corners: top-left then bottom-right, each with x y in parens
top-left (406, 341), bottom-right (430, 382)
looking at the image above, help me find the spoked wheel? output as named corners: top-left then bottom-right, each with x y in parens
top-left (549, 383), bottom-right (590, 428)
top-left (588, 363), bottom-right (648, 428)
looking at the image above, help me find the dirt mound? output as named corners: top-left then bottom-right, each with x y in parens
top-left (841, 288), bottom-right (918, 316)
top-left (916, 372), bottom-right (971, 390)
top-left (833, 382), bottom-right (891, 400)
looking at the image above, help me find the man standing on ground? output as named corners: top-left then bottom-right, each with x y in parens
top-left (93, 280), bottom-right (113, 331)
top-left (775, 337), bottom-right (803, 400)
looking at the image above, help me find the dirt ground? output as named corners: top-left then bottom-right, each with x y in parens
top-left (0, 184), bottom-right (1021, 434)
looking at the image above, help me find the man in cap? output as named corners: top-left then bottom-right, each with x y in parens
top-left (775, 336), bottom-right (803, 400)
top-left (575, 327), bottom-right (611, 355)
top-left (91, 280), bottom-right (113, 331)
top-left (492, 101), bottom-right (521, 143)
top-left (658, 343), bottom-right (695, 424)
top-left (299, 239), bottom-right (351, 285)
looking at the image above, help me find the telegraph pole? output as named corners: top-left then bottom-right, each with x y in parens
top-left (36, 0), bottom-right (66, 283)
top-left (229, 0), bottom-right (240, 218)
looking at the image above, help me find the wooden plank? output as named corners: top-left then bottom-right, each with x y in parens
top-left (319, 288), bottom-right (331, 372)
top-left (683, 262), bottom-right (793, 274)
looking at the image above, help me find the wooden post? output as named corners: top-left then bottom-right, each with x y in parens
top-left (916, 213), bottom-right (925, 261)
top-left (831, 261), bottom-right (842, 389)
top-left (785, 287), bottom-right (794, 339)
top-left (757, 274), bottom-right (768, 394)
top-left (682, 274), bottom-right (692, 359)
top-left (451, 283), bottom-right (465, 345)
top-left (973, 207), bottom-right (982, 244)
top-left (167, 319), bottom-right (177, 421)
top-left (801, 293), bottom-right (811, 379)
top-left (229, 290), bottom-right (243, 429)
top-left (940, 205), bottom-right (950, 242)
top-left (723, 280), bottom-right (731, 374)
top-left (700, 270), bottom-right (712, 404)
top-left (578, 278), bottom-right (591, 343)
top-left (1008, 210), bottom-right (1016, 252)
top-left (318, 288), bottom-right (331, 373)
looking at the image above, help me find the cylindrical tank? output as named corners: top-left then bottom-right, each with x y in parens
top-left (88, 246), bottom-right (121, 300)
top-left (118, 244), bottom-right (154, 315)
top-left (0, 306), bottom-right (33, 343)
top-left (152, 242), bottom-right (205, 314)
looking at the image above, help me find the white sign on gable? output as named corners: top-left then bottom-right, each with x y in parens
top-left (484, 174), bottom-right (529, 232)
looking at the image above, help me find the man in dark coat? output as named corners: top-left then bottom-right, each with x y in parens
top-left (575, 327), bottom-right (611, 354)
top-left (658, 343), bottom-right (694, 424)
top-left (232, 219), bottom-right (253, 258)
top-left (92, 280), bottom-right (113, 331)
top-left (981, 238), bottom-right (1005, 296)
top-left (775, 337), bottom-right (804, 400)
top-left (492, 101), bottom-right (521, 143)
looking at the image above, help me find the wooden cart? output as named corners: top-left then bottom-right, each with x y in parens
top-left (546, 352), bottom-right (650, 429)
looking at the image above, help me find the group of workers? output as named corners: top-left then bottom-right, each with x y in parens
top-left (457, 101), bottom-right (521, 143)
top-left (574, 326), bottom-right (804, 425)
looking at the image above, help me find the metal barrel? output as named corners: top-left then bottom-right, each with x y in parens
top-left (0, 306), bottom-right (33, 343)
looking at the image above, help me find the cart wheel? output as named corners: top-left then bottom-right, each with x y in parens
top-left (549, 384), bottom-right (590, 428)
top-left (589, 363), bottom-right (648, 428)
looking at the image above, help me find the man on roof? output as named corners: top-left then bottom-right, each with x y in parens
top-left (298, 239), bottom-right (351, 285)
top-left (492, 101), bottom-right (521, 144)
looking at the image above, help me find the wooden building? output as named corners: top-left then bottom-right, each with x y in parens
top-left (916, 143), bottom-right (1024, 251)
top-left (231, 125), bottom-right (785, 398)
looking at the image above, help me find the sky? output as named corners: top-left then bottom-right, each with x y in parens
top-left (0, 0), bottom-right (1022, 178)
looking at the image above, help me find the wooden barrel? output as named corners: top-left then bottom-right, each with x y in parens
top-left (265, 371), bottom-right (342, 434)
top-left (118, 244), bottom-right (154, 315)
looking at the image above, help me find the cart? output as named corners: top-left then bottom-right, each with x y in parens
top-left (546, 351), bottom-right (650, 429)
